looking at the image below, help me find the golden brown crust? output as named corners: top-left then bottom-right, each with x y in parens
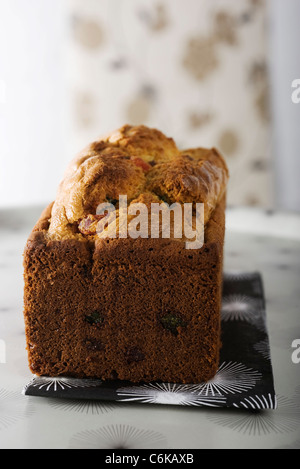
top-left (104, 124), bottom-right (179, 162)
top-left (48, 124), bottom-right (228, 240)
top-left (146, 149), bottom-right (228, 225)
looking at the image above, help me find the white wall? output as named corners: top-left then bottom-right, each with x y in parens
top-left (0, 0), bottom-right (69, 208)
top-left (0, 0), bottom-right (299, 212)
top-left (268, 0), bottom-right (300, 212)
top-left (0, 0), bottom-right (273, 210)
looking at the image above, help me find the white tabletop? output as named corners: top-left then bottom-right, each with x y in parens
top-left (0, 205), bottom-right (299, 449)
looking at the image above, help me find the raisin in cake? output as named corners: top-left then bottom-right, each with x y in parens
top-left (23, 124), bottom-right (229, 384)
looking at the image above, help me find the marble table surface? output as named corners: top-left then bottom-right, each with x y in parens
top-left (0, 205), bottom-right (300, 449)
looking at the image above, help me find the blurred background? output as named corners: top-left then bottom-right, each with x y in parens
top-left (0, 0), bottom-right (299, 212)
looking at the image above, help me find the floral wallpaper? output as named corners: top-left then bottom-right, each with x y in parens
top-left (65, 0), bottom-right (272, 208)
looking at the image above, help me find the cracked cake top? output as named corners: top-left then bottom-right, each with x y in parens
top-left (48, 124), bottom-right (229, 241)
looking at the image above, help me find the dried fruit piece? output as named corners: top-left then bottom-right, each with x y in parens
top-left (106, 197), bottom-right (118, 206)
top-left (160, 313), bottom-right (187, 335)
top-left (131, 157), bottom-right (151, 172)
top-left (157, 193), bottom-right (170, 204)
top-left (84, 339), bottom-right (104, 351)
top-left (85, 311), bottom-right (104, 326)
top-left (125, 347), bottom-right (145, 364)
top-left (78, 214), bottom-right (105, 235)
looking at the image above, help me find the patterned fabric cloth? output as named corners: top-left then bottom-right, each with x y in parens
top-left (65, 0), bottom-right (271, 209)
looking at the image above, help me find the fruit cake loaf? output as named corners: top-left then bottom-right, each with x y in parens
top-left (23, 124), bottom-right (229, 384)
